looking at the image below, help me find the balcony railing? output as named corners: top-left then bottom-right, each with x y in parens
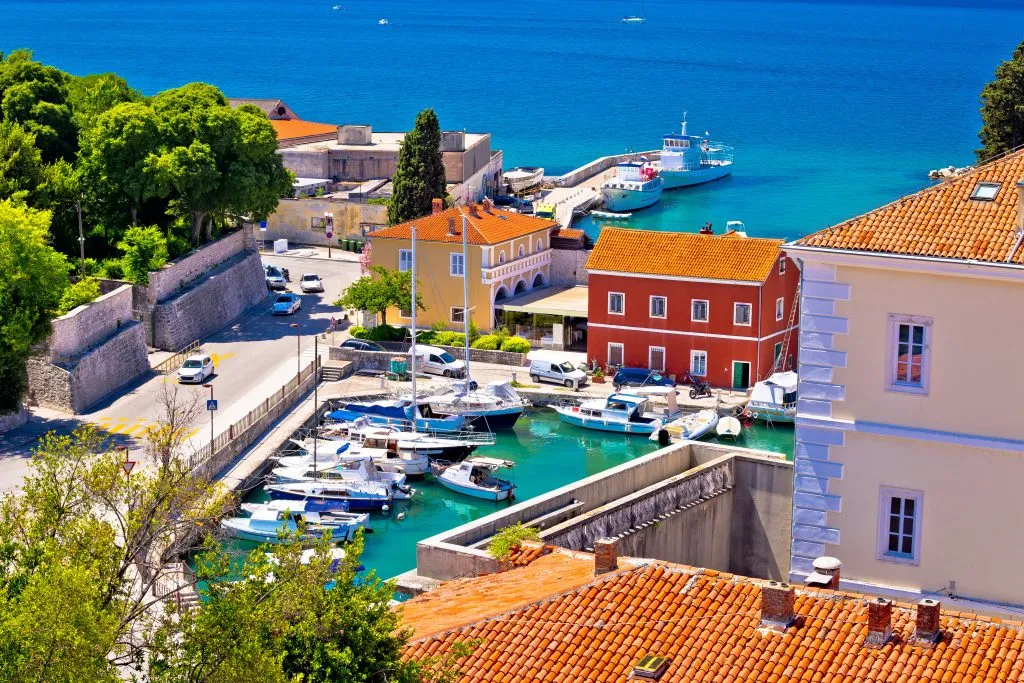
top-left (481, 250), bottom-right (551, 284)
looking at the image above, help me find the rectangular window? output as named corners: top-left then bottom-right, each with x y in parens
top-left (649, 296), bottom-right (667, 319)
top-left (776, 297), bottom-right (785, 321)
top-left (310, 216), bottom-right (327, 231)
top-left (399, 304), bottom-right (412, 318)
top-left (887, 314), bottom-right (931, 394)
top-left (877, 487), bottom-right (923, 564)
top-left (779, 256), bottom-right (787, 275)
top-left (649, 346), bottom-right (665, 372)
top-left (691, 299), bottom-right (709, 322)
top-left (608, 292), bottom-right (625, 315)
top-left (774, 342), bottom-right (783, 363)
top-left (450, 252), bottom-right (465, 277)
top-left (608, 342), bottom-right (624, 367)
top-left (398, 249), bottom-right (412, 272)
top-left (451, 307), bottom-right (465, 323)
top-left (734, 303), bottom-right (752, 326)
top-left (690, 350), bottom-right (707, 377)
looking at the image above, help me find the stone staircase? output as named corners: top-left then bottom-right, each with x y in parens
top-left (320, 360), bottom-right (350, 383)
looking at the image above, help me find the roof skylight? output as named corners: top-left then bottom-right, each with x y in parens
top-left (970, 182), bottom-right (1001, 201)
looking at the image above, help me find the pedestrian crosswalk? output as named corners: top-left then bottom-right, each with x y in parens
top-left (94, 416), bottom-right (200, 440)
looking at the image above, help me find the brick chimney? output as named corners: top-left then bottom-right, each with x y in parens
top-left (448, 216), bottom-right (459, 236)
top-left (864, 598), bottom-right (892, 647)
top-left (914, 598), bottom-right (942, 644)
top-left (594, 537), bottom-right (618, 575)
top-left (431, 198), bottom-right (444, 215)
top-left (804, 556), bottom-right (841, 590)
top-left (482, 197), bottom-right (494, 213)
top-left (467, 202), bottom-right (479, 218)
top-left (760, 581), bottom-right (795, 631)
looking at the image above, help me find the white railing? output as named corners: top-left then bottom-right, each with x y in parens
top-left (481, 250), bottom-right (551, 284)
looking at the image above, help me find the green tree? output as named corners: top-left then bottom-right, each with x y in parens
top-left (0, 120), bottom-right (43, 201)
top-left (388, 108), bottom-right (447, 225)
top-left (66, 72), bottom-right (142, 132)
top-left (0, 200), bottom-right (69, 411)
top-left (56, 277), bottom-right (101, 315)
top-left (978, 40), bottom-right (1024, 161)
top-left (334, 265), bottom-right (424, 327)
top-left (0, 49), bottom-right (77, 162)
top-left (118, 225), bottom-right (168, 284)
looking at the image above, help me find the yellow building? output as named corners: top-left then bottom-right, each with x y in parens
top-left (368, 200), bottom-right (558, 331)
top-left (785, 150), bottom-right (1024, 611)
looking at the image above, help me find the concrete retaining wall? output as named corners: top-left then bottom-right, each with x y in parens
top-left (147, 229), bottom-right (249, 305)
top-left (49, 285), bottom-right (134, 362)
top-left (151, 251), bottom-right (267, 351)
top-left (0, 405), bottom-right (29, 434)
top-left (552, 151), bottom-right (660, 188)
top-left (615, 491), bottom-right (733, 571)
top-left (728, 455), bottom-right (793, 580)
top-left (550, 249), bottom-right (590, 286)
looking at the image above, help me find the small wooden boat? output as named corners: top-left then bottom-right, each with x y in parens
top-left (716, 415), bottom-right (742, 439)
top-left (432, 457), bottom-right (517, 501)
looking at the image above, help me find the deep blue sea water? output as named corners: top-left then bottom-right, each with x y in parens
top-left (2, 0), bottom-right (1022, 240)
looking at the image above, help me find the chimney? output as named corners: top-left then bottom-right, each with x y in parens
top-left (914, 598), bottom-right (942, 644)
top-left (804, 556), bottom-right (841, 590)
top-left (448, 216), bottom-right (459, 236)
top-left (864, 598), bottom-right (892, 647)
top-left (467, 202), bottom-right (479, 218)
top-left (482, 197), bottom-right (494, 213)
top-left (594, 537), bottom-right (618, 575)
top-left (431, 198), bottom-right (444, 215)
top-left (760, 581), bottom-right (795, 631)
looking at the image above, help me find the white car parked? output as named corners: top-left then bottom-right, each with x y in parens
top-left (178, 355), bottom-right (214, 384)
top-left (412, 344), bottom-right (466, 378)
top-left (299, 273), bottom-right (323, 293)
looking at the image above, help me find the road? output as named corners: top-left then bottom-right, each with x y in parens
top-left (0, 251), bottom-right (362, 492)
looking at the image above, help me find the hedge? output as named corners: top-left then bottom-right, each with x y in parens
top-left (499, 336), bottom-right (531, 353)
top-left (471, 335), bottom-right (500, 350)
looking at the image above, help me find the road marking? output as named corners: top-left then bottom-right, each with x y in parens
top-left (209, 353), bottom-right (236, 368)
top-left (94, 417), bottom-right (199, 440)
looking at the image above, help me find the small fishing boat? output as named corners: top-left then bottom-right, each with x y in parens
top-left (265, 479), bottom-right (394, 512)
top-left (746, 371), bottom-right (798, 423)
top-left (378, 18), bottom-right (389, 25)
top-left (590, 210), bottom-right (632, 220)
top-left (600, 162), bottom-right (663, 212)
top-left (221, 500), bottom-right (369, 544)
top-left (270, 454), bottom-right (409, 491)
top-left (503, 166), bottom-right (544, 193)
top-left (421, 380), bottom-right (529, 430)
top-left (716, 415), bottom-right (742, 438)
top-left (432, 457), bottom-right (517, 501)
top-left (327, 399), bottom-right (466, 433)
top-left (552, 393), bottom-right (664, 435)
top-left (651, 114), bottom-right (734, 189)
top-left (655, 408), bottom-right (720, 443)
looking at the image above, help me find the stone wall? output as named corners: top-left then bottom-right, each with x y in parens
top-left (0, 405), bottom-right (29, 434)
top-left (25, 358), bottom-right (74, 413)
top-left (278, 149), bottom-right (329, 177)
top-left (49, 284), bottom-right (134, 362)
top-left (147, 228), bottom-right (249, 305)
top-left (151, 251), bottom-right (267, 351)
top-left (550, 248), bottom-right (590, 286)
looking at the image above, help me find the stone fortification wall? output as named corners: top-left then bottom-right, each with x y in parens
top-left (151, 251), bottom-right (267, 351)
top-left (0, 405), bottom-right (29, 434)
top-left (26, 359), bottom-right (73, 412)
top-left (147, 229), bottom-right (248, 305)
top-left (550, 249), bottom-right (590, 286)
top-left (49, 284), bottom-right (134, 362)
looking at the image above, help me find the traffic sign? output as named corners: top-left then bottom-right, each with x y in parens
top-left (326, 230), bottom-right (333, 239)
top-left (259, 220), bottom-right (267, 231)
top-left (207, 399), bottom-right (218, 411)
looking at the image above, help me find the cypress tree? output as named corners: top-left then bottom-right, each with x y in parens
top-left (977, 40), bottom-right (1024, 162)
top-left (388, 108), bottom-right (447, 225)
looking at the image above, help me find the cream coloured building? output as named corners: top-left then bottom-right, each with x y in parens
top-left (785, 150), bottom-right (1024, 609)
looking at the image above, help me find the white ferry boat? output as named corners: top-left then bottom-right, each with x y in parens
top-left (651, 115), bottom-right (734, 189)
top-left (600, 162), bottom-right (663, 212)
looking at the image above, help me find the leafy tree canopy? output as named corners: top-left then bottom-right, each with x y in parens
top-left (0, 120), bottom-right (43, 201)
top-left (0, 49), bottom-right (78, 162)
top-left (335, 265), bottom-right (425, 327)
top-left (388, 108), bottom-right (447, 225)
top-left (56, 276), bottom-right (100, 315)
top-left (66, 72), bottom-right (142, 132)
top-left (118, 224), bottom-right (168, 284)
top-left (978, 40), bottom-right (1024, 161)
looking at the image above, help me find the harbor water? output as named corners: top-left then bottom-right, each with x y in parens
top-left (225, 409), bottom-right (792, 581)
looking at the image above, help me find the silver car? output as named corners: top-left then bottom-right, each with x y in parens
top-left (299, 273), bottom-right (323, 293)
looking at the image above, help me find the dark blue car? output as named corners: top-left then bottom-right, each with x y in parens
top-left (611, 367), bottom-right (676, 391)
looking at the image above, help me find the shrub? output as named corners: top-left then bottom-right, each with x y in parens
top-left (349, 325), bottom-right (368, 339)
top-left (495, 326), bottom-right (510, 344)
top-left (468, 319), bottom-right (481, 343)
top-left (56, 278), bottom-right (101, 315)
top-left (118, 225), bottom-right (168, 284)
top-left (98, 258), bottom-right (124, 279)
top-left (487, 522), bottom-right (541, 560)
top-left (366, 324), bottom-right (406, 342)
top-left (471, 334), bottom-right (500, 350)
top-left (499, 336), bottom-right (531, 353)
top-left (433, 331), bottom-right (466, 347)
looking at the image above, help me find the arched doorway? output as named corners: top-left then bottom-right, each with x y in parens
top-left (533, 273), bottom-right (545, 289)
top-left (495, 287), bottom-right (508, 301)
top-left (514, 280), bottom-right (527, 295)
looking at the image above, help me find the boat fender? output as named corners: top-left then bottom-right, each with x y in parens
top-left (572, 406), bottom-right (579, 412)
top-left (751, 411), bottom-right (759, 420)
top-left (381, 504), bottom-right (389, 512)
top-left (396, 512), bottom-right (406, 521)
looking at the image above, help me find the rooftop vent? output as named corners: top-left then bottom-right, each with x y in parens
top-left (632, 655), bottom-right (670, 680)
top-left (804, 556), bottom-right (841, 590)
top-left (432, 198), bottom-right (444, 215)
top-left (760, 581), bottom-right (795, 631)
top-left (482, 197), bottom-right (494, 213)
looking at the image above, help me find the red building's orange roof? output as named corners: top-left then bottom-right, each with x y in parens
top-left (795, 148), bottom-right (1024, 264)
top-left (402, 552), bottom-right (1024, 682)
top-left (371, 205), bottom-right (557, 246)
top-left (269, 119), bottom-right (337, 142)
top-left (586, 228), bottom-right (783, 283)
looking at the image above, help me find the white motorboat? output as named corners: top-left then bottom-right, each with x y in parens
top-left (285, 436), bottom-right (431, 477)
top-left (265, 479), bottom-right (393, 512)
top-left (552, 393), bottom-right (664, 435)
top-left (716, 415), bottom-right (742, 438)
top-left (221, 500), bottom-right (369, 544)
top-left (422, 380), bottom-right (529, 430)
top-left (378, 18), bottom-right (389, 25)
top-left (600, 162), bottom-right (663, 212)
top-left (322, 421), bottom-right (491, 462)
top-left (655, 408), bottom-right (720, 443)
top-left (240, 500), bottom-right (370, 535)
top-left (271, 455), bottom-right (409, 491)
top-left (746, 371), bottom-right (798, 423)
top-left (651, 114), bottom-right (734, 189)
top-left (503, 167), bottom-right (544, 193)
top-left (432, 457), bottom-right (517, 501)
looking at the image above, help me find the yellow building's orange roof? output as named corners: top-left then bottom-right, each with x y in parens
top-left (270, 119), bottom-right (337, 142)
top-left (402, 553), bottom-right (1024, 683)
top-left (795, 148), bottom-right (1024, 264)
top-left (586, 228), bottom-right (783, 282)
top-left (370, 205), bottom-right (557, 245)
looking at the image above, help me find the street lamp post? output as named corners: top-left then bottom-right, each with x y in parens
top-left (324, 211), bottom-right (334, 260)
top-left (203, 383), bottom-right (214, 456)
top-left (290, 322), bottom-right (301, 380)
top-left (76, 200), bottom-right (86, 275)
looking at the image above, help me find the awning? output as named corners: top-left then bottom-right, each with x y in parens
top-left (497, 286), bottom-right (588, 318)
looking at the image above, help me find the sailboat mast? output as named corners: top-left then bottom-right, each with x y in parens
top-left (462, 214), bottom-right (471, 385)
top-left (313, 334), bottom-right (318, 480)
top-left (410, 223), bottom-right (418, 433)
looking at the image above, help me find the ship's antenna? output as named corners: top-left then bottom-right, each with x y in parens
top-left (681, 110), bottom-right (688, 136)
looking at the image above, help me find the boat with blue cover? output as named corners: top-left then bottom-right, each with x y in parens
top-left (264, 479), bottom-right (394, 512)
top-left (650, 114), bottom-right (734, 189)
top-left (221, 500), bottom-right (370, 543)
top-left (551, 392), bottom-right (666, 435)
top-left (327, 399), bottom-right (466, 432)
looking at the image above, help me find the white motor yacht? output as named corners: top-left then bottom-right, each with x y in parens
top-left (432, 457), bottom-right (517, 501)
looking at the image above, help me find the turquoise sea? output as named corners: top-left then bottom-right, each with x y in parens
top-left (3, 0), bottom-right (1023, 242)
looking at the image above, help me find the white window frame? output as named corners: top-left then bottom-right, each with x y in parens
top-left (877, 486), bottom-right (923, 566)
top-left (734, 302), bottom-right (752, 326)
top-left (691, 299), bottom-right (709, 323)
top-left (690, 350), bottom-right (707, 377)
top-left (450, 252), bottom-right (465, 277)
top-left (886, 314), bottom-right (932, 395)
top-left (451, 306), bottom-right (465, 323)
top-left (398, 249), bottom-right (412, 273)
top-left (779, 256), bottom-right (786, 275)
top-left (776, 297), bottom-right (785, 322)
top-left (648, 346), bottom-right (666, 372)
top-left (649, 295), bottom-right (667, 319)
top-left (773, 342), bottom-right (783, 363)
top-left (607, 342), bottom-right (624, 367)
top-left (608, 292), bottom-right (625, 315)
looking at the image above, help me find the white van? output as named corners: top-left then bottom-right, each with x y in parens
top-left (529, 359), bottom-right (588, 389)
top-left (413, 345), bottom-right (466, 377)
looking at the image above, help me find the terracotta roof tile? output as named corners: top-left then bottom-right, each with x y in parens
top-left (552, 227), bottom-right (584, 240)
top-left (270, 119), bottom-right (337, 142)
top-left (370, 205), bottom-right (557, 246)
top-left (402, 558), bottom-right (1024, 682)
top-left (586, 228), bottom-right (784, 283)
top-left (795, 148), bottom-right (1024, 265)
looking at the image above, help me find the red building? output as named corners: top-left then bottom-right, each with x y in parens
top-left (586, 227), bottom-right (799, 389)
